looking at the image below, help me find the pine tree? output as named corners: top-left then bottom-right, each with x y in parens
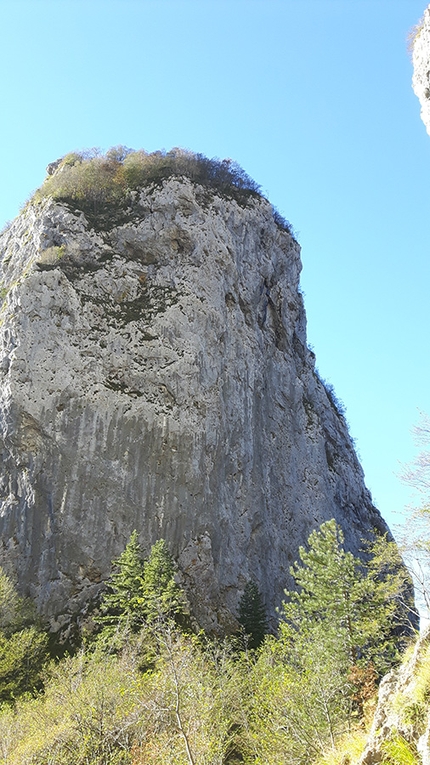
top-left (98, 530), bottom-right (145, 632)
top-left (141, 539), bottom-right (186, 625)
top-left (247, 520), bottom-right (410, 760)
top-left (97, 534), bottom-right (186, 637)
top-left (238, 581), bottom-right (267, 649)
top-left (280, 519), bottom-right (404, 676)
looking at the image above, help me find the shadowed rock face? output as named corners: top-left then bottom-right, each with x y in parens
top-left (0, 175), bottom-right (389, 632)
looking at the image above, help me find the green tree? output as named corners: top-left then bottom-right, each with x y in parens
top-left (0, 627), bottom-right (48, 703)
top-left (281, 519), bottom-right (404, 676)
top-left (246, 519), bottom-right (410, 762)
top-left (238, 580), bottom-right (267, 649)
top-left (97, 533), bottom-right (186, 642)
top-left (98, 530), bottom-right (146, 634)
top-left (140, 538), bottom-right (186, 625)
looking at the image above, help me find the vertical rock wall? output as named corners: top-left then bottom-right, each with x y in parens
top-left (0, 176), bottom-right (389, 631)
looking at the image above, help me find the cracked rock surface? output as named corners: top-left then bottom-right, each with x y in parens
top-left (0, 177), bottom-right (389, 631)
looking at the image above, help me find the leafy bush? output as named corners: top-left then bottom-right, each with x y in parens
top-left (0, 567), bottom-right (49, 703)
top-left (32, 146), bottom-right (294, 234)
top-left (0, 627), bottom-right (48, 703)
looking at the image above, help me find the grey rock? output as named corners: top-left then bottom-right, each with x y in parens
top-left (359, 629), bottom-right (430, 765)
top-left (412, 6), bottom-right (430, 135)
top-left (0, 177), bottom-right (390, 632)
top-left (46, 158), bottom-right (64, 176)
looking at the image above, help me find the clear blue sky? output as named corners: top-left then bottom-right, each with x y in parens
top-left (1, 0), bottom-right (428, 538)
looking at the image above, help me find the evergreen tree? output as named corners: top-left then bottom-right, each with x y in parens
top-left (245, 520), bottom-right (410, 761)
top-left (97, 530), bottom-right (145, 632)
top-left (141, 538), bottom-right (186, 625)
top-left (238, 581), bottom-right (267, 649)
top-left (281, 519), bottom-right (403, 676)
top-left (97, 533), bottom-right (186, 637)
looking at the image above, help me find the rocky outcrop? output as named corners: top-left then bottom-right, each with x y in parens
top-left (0, 168), bottom-right (390, 632)
top-left (412, 6), bottom-right (430, 134)
top-left (359, 630), bottom-right (430, 765)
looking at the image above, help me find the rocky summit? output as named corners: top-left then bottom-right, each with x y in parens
top-left (0, 151), bottom-right (390, 633)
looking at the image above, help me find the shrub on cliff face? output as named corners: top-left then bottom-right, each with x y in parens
top-left (35, 147), bottom-right (262, 211)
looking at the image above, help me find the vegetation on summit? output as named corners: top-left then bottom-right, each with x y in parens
top-left (31, 146), bottom-right (294, 233)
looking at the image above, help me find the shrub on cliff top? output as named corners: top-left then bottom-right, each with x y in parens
top-left (32, 146), bottom-right (294, 234)
top-left (34, 146), bottom-right (261, 209)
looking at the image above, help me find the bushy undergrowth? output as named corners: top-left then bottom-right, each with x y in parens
top-left (31, 146), bottom-right (293, 234)
top-left (0, 522), bottom-right (414, 765)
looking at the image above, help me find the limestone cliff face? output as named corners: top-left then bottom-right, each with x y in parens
top-left (412, 6), bottom-right (430, 134)
top-left (0, 172), bottom-right (388, 632)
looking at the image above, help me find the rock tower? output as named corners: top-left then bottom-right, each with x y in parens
top-left (0, 151), bottom-right (390, 631)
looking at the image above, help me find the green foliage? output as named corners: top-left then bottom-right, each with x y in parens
top-left (97, 530), bottom-right (145, 633)
top-left (0, 567), bottom-right (22, 635)
top-left (96, 533), bottom-right (187, 648)
top-left (412, 644), bottom-right (430, 704)
top-left (316, 730), bottom-right (367, 765)
top-left (32, 146), bottom-right (294, 234)
top-left (238, 581), bottom-right (267, 649)
top-left (0, 627), bottom-right (48, 703)
top-left (0, 524), bottom-right (411, 763)
top-left (240, 520), bottom-right (407, 763)
top-left (0, 652), bottom-right (143, 764)
top-left (381, 734), bottom-right (420, 765)
top-left (0, 632), bottom-right (247, 765)
top-left (281, 520), bottom-right (404, 676)
top-left (140, 538), bottom-right (186, 625)
top-left (0, 568), bottom-right (49, 704)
